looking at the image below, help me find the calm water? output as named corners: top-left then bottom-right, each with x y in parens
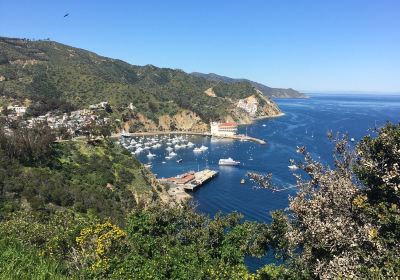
top-left (132, 93), bottom-right (400, 269)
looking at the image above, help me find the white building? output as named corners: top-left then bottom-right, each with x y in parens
top-left (7, 105), bottom-right (27, 116)
top-left (89, 101), bottom-right (109, 110)
top-left (210, 122), bottom-right (238, 136)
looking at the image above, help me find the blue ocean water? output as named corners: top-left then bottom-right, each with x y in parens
top-left (137, 93), bottom-right (400, 221)
top-left (132, 93), bottom-right (400, 269)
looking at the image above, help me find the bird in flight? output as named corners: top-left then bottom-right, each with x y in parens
top-left (64, 13), bottom-right (69, 18)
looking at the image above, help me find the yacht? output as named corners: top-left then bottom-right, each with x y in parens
top-left (169, 151), bottom-right (177, 157)
top-left (288, 164), bottom-right (299, 170)
top-left (146, 151), bottom-right (156, 158)
top-left (134, 147), bottom-right (143, 154)
top-left (187, 141), bottom-right (194, 147)
top-left (218, 158), bottom-right (240, 166)
top-left (193, 147), bottom-right (202, 153)
top-left (176, 159), bottom-right (183, 163)
top-left (165, 156), bottom-right (173, 160)
top-left (200, 145), bottom-right (208, 151)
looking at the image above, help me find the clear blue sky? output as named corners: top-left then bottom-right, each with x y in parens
top-left (1, 0), bottom-right (399, 92)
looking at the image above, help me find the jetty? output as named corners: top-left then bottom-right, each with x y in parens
top-left (158, 169), bottom-right (218, 191)
top-left (118, 131), bottom-right (266, 145)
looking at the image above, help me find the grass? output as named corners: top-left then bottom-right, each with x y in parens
top-left (0, 237), bottom-right (70, 280)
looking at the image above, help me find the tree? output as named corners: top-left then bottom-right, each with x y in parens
top-left (262, 124), bottom-right (400, 279)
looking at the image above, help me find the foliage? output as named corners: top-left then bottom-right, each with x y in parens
top-left (0, 123), bottom-right (155, 222)
top-left (0, 235), bottom-right (69, 280)
top-left (263, 124), bottom-right (400, 279)
top-left (0, 37), bottom-right (262, 125)
top-left (0, 121), bottom-right (56, 166)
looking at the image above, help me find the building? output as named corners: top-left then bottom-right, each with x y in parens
top-left (89, 101), bottom-right (109, 110)
top-left (7, 105), bottom-right (27, 116)
top-left (210, 122), bottom-right (238, 136)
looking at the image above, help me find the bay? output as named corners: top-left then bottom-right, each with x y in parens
top-left (132, 93), bottom-right (400, 269)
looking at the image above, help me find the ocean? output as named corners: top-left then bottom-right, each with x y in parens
top-left (131, 93), bottom-right (400, 269)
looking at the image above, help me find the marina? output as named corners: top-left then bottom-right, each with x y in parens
top-left (119, 131), bottom-right (267, 145)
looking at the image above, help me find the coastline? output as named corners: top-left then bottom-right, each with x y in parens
top-left (252, 112), bottom-right (285, 121)
top-left (115, 131), bottom-right (267, 144)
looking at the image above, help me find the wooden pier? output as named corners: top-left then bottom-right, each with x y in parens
top-left (158, 169), bottom-right (219, 191)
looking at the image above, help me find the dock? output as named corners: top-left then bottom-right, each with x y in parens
top-left (118, 131), bottom-right (266, 145)
top-left (158, 169), bottom-right (219, 191)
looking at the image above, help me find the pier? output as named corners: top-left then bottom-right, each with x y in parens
top-left (158, 169), bottom-right (219, 191)
top-left (118, 131), bottom-right (266, 145)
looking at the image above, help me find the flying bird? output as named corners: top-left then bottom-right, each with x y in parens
top-left (63, 13), bottom-right (69, 18)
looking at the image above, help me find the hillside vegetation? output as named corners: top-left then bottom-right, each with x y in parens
top-left (0, 37), bottom-right (281, 131)
top-left (191, 72), bottom-right (306, 98)
top-left (0, 118), bottom-right (399, 278)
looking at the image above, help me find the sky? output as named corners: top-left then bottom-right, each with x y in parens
top-left (1, 0), bottom-right (399, 92)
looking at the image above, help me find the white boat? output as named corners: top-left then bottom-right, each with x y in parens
top-left (165, 156), bottom-right (172, 160)
top-left (134, 147), bottom-right (143, 154)
top-left (262, 124), bottom-right (266, 127)
top-left (187, 141), bottom-right (194, 147)
top-left (200, 145), bottom-right (208, 151)
top-left (166, 146), bottom-right (173, 152)
top-left (193, 147), bottom-right (202, 153)
top-left (350, 137), bottom-right (355, 142)
top-left (144, 164), bottom-right (152, 168)
top-left (169, 151), bottom-right (177, 157)
top-left (219, 158), bottom-right (240, 166)
top-left (162, 161), bottom-right (166, 164)
top-left (146, 151), bottom-right (156, 158)
top-left (288, 164), bottom-right (299, 170)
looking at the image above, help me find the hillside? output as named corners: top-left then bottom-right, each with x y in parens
top-left (0, 37), bottom-right (282, 132)
top-left (191, 72), bottom-right (306, 98)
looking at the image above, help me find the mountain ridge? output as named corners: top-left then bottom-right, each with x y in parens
top-left (0, 36), bottom-right (282, 132)
top-left (191, 72), bottom-right (306, 98)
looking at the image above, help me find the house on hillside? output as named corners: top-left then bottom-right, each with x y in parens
top-left (7, 105), bottom-right (27, 116)
top-left (89, 101), bottom-right (109, 110)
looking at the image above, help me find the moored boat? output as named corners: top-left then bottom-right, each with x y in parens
top-left (218, 158), bottom-right (240, 166)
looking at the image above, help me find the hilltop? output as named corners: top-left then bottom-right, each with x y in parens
top-left (0, 37), bottom-right (282, 132)
top-left (191, 72), bottom-right (306, 98)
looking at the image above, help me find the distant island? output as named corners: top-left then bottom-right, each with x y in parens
top-left (191, 72), bottom-right (306, 99)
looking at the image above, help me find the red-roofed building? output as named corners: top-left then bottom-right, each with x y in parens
top-left (210, 122), bottom-right (238, 136)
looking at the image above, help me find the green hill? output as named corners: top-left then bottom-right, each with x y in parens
top-left (191, 72), bottom-right (306, 98)
top-left (0, 37), bottom-right (281, 131)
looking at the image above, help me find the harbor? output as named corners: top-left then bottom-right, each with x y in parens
top-left (158, 169), bottom-right (219, 191)
top-left (119, 131), bottom-right (266, 145)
